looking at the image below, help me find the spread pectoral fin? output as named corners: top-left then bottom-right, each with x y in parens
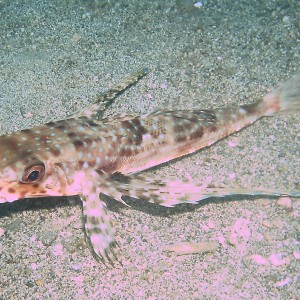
top-left (99, 172), bottom-right (300, 207)
top-left (80, 169), bottom-right (299, 264)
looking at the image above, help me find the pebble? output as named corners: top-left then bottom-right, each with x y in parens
top-left (282, 16), bottom-right (291, 24)
top-left (228, 172), bottom-right (235, 180)
top-left (293, 251), bottom-right (300, 260)
top-left (228, 140), bottom-right (237, 148)
top-left (194, 2), bottom-right (203, 8)
top-left (277, 196), bottom-right (292, 208)
top-left (52, 244), bottom-right (64, 256)
top-left (269, 253), bottom-right (289, 267)
top-left (276, 277), bottom-right (290, 287)
top-left (262, 220), bottom-right (273, 228)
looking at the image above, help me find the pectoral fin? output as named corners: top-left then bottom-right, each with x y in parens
top-left (100, 172), bottom-right (300, 207)
top-left (81, 169), bottom-right (298, 264)
top-left (80, 192), bottom-right (120, 265)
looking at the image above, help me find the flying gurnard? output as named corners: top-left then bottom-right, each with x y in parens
top-left (0, 69), bottom-right (299, 264)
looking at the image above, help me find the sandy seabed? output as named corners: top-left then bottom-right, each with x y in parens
top-left (0, 0), bottom-right (299, 299)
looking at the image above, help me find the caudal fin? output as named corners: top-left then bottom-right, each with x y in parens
top-left (262, 73), bottom-right (300, 116)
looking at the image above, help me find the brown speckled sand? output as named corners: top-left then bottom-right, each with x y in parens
top-left (0, 0), bottom-right (299, 299)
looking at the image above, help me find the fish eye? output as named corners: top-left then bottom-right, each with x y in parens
top-left (28, 170), bottom-right (40, 181)
top-left (21, 160), bottom-right (45, 183)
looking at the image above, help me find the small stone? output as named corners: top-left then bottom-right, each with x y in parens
top-left (194, 2), bottom-right (203, 8)
top-left (30, 263), bottom-right (38, 270)
top-left (227, 140), bottom-right (237, 148)
top-left (228, 172), bottom-right (235, 180)
top-left (35, 279), bottom-right (45, 286)
top-left (269, 253), bottom-right (289, 267)
top-left (282, 16), bottom-right (291, 24)
top-left (277, 196), bottom-right (292, 208)
top-left (276, 277), bottom-right (290, 287)
top-left (262, 220), bottom-right (273, 228)
top-left (293, 251), bottom-right (300, 260)
top-left (25, 280), bottom-right (35, 288)
top-left (23, 111), bottom-right (33, 118)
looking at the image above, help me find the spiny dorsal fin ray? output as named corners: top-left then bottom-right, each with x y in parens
top-left (71, 68), bottom-right (149, 119)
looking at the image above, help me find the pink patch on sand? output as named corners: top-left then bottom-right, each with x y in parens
top-left (293, 251), bottom-right (300, 260)
top-left (227, 140), bottom-right (237, 147)
top-left (276, 277), bottom-right (291, 287)
top-left (229, 218), bottom-right (250, 252)
top-left (205, 176), bottom-right (213, 184)
top-left (52, 244), bottom-right (64, 256)
top-left (207, 221), bottom-right (215, 228)
top-left (70, 275), bottom-right (84, 285)
top-left (229, 172), bottom-right (235, 180)
top-left (202, 221), bottom-right (216, 231)
top-left (36, 241), bottom-right (45, 249)
top-left (24, 111), bottom-right (33, 118)
top-left (30, 235), bottom-right (36, 243)
top-left (250, 254), bottom-right (269, 265)
top-left (269, 253), bottom-right (288, 266)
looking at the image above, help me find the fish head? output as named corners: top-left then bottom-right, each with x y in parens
top-left (0, 124), bottom-right (80, 203)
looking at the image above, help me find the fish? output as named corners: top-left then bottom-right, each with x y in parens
top-left (0, 69), bottom-right (299, 264)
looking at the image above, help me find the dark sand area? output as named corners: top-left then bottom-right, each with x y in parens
top-left (0, 0), bottom-right (299, 299)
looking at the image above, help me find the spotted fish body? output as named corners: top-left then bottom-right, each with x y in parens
top-left (0, 70), bottom-right (299, 263)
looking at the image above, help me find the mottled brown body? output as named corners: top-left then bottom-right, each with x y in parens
top-left (0, 70), bottom-right (299, 263)
top-left (0, 103), bottom-right (263, 200)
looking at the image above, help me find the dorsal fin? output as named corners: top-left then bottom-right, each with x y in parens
top-left (70, 68), bottom-right (149, 120)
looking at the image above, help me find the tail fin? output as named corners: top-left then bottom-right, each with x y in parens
top-left (262, 73), bottom-right (300, 116)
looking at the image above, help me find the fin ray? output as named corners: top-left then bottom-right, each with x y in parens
top-left (99, 172), bottom-right (300, 207)
top-left (71, 68), bottom-right (149, 119)
top-left (80, 192), bottom-right (121, 264)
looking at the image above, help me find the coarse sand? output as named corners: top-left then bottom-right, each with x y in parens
top-left (0, 0), bottom-right (299, 299)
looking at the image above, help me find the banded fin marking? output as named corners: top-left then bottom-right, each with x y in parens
top-left (98, 172), bottom-right (300, 208)
top-left (81, 193), bottom-right (122, 265)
